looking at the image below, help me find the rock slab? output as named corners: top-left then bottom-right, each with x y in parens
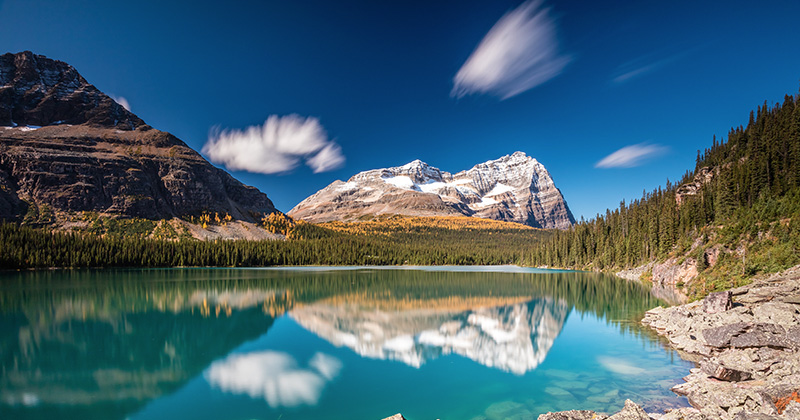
top-left (641, 265), bottom-right (800, 419)
top-left (703, 291), bottom-right (733, 314)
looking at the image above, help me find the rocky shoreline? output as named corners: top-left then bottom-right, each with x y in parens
top-left (381, 266), bottom-right (800, 420)
top-left (539, 265), bottom-right (800, 420)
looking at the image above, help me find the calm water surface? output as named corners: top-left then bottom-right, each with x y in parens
top-left (0, 267), bottom-right (692, 420)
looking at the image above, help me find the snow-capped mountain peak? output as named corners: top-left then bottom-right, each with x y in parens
top-left (289, 152), bottom-right (574, 229)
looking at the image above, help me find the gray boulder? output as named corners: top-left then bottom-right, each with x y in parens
top-left (732, 413), bottom-right (781, 420)
top-left (702, 322), bottom-right (751, 348)
top-left (703, 291), bottom-right (733, 314)
top-left (537, 411), bottom-right (605, 420)
top-left (701, 360), bottom-right (752, 382)
top-left (702, 323), bottom-right (792, 349)
top-left (788, 326), bottom-right (800, 348)
top-left (607, 400), bottom-right (651, 420)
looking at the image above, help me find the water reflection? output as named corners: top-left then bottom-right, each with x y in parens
top-left (0, 268), bottom-right (670, 420)
top-left (206, 352), bottom-right (342, 408)
top-left (291, 298), bottom-right (569, 374)
top-left (0, 275), bottom-right (288, 419)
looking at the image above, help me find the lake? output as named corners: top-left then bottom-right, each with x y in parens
top-left (0, 267), bottom-right (692, 420)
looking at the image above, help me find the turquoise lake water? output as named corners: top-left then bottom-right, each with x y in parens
top-left (0, 267), bottom-right (693, 420)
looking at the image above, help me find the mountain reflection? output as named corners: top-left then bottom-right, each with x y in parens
top-left (290, 297), bottom-right (569, 374)
top-left (0, 268), bottom-right (663, 420)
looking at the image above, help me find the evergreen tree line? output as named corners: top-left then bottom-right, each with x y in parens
top-left (523, 92), bottom-right (800, 272)
top-left (0, 220), bottom-right (547, 269)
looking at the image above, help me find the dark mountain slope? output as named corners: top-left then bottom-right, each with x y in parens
top-left (0, 51), bottom-right (276, 222)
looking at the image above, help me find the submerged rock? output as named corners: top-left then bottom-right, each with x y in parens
top-left (485, 400), bottom-right (528, 420)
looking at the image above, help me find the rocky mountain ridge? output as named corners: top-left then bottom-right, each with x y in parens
top-left (289, 152), bottom-right (575, 229)
top-left (0, 51), bottom-right (277, 222)
top-left (0, 51), bottom-right (143, 129)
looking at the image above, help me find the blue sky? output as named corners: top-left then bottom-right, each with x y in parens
top-left (2, 0), bottom-right (799, 220)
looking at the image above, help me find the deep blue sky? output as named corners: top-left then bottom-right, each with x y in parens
top-left (2, 0), bottom-right (799, 220)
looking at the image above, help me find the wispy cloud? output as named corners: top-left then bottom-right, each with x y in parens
top-left (595, 143), bottom-right (668, 168)
top-left (203, 115), bottom-right (345, 174)
top-left (205, 351), bottom-right (342, 408)
top-left (111, 95), bottom-right (130, 111)
top-left (610, 46), bottom-right (702, 84)
top-left (306, 142), bottom-right (345, 173)
top-left (611, 61), bottom-right (664, 84)
top-left (452, 0), bottom-right (571, 100)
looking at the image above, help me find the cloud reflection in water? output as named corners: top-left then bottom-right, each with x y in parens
top-left (205, 351), bottom-right (342, 408)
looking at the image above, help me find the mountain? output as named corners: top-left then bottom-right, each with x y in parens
top-left (289, 152), bottom-right (574, 229)
top-left (0, 51), bottom-right (276, 222)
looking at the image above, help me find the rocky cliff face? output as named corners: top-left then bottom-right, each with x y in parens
top-left (0, 51), bottom-right (143, 129)
top-left (289, 152), bottom-right (574, 229)
top-left (675, 166), bottom-right (715, 206)
top-left (0, 51), bottom-right (276, 221)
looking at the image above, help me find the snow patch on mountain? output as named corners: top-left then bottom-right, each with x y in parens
top-left (289, 151), bottom-right (575, 229)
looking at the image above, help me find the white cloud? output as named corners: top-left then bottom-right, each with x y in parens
top-left (307, 142), bottom-right (346, 173)
top-left (595, 143), bottom-right (668, 168)
top-left (112, 96), bottom-right (130, 111)
top-left (202, 115), bottom-right (345, 174)
top-left (452, 0), bottom-right (571, 100)
top-left (205, 351), bottom-right (342, 408)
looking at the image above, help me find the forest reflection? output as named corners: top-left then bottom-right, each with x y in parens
top-left (0, 268), bottom-right (663, 419)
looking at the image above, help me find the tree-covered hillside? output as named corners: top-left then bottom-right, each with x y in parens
top-left (0, 215), bottom-right (549, 269)
top-left (524, 92), bottom-right (800, 296)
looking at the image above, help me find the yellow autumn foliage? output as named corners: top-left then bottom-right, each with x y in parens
top-left (318, 214), bottom-right (536, 237)
top-left (261, 212), bottom-right (296, 236)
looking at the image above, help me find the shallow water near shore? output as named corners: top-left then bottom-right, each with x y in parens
top-left (0, 267), bottom-right (693, 420)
